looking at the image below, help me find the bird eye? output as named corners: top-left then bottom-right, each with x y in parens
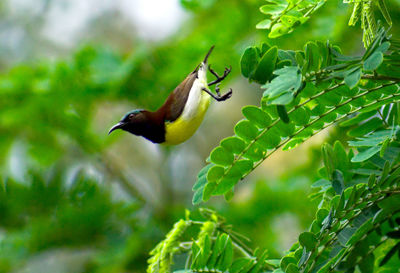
top-left (129, 114), bottom-right (135, 119)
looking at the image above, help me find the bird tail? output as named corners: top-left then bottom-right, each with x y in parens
top-left (203, 45), bottom-right (215, 64)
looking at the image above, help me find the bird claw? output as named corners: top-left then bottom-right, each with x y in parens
top-left (222, 88), bottom-right (233, 100)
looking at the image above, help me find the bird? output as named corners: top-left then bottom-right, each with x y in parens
top-left (108, 46), bottom-right (232, 145)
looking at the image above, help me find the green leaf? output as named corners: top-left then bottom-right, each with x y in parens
top-left (304, 41), bottom-right (321, 72)
top-left (244, 142), bottom-right (265, 161)
top-left (234, 120), bottom-right (259, 141)
top-left (213, 178), bottom-right (237, 195)
top-left (344, 68), bottom-right (361, 89)
top-left (347, 117), bottom-right (382, 137)
top-left (262, 66), bottom-right (302, 105)
top-left (282, 138), bottom-right (304, 151)
top-left (363, 52), bottom-right (383, 71)
top-left (290, 106), bottom-right (310, 126)
top-left (340, 111), bottom-right (376, 127)
top-left (299, 232), bottom-right (317, 251)
top-left (351, 146), bottom-right (381, 162)
top-left (276, 105), bottom-right (289, 123)
top-left (224, 189), bottom-right (234, 201)
top-left (258, 128), bottom-right (281, 148)
top-left (379, 243), bottom-right (400, 266)
top-left (378, 195), bottom-right (400, 210)
top-left (241, 47), bottom-right (259, 78)
top-left (259, 4), bottom-right (286, 15)
top-left (281, 15), bottom-right (304, 28)
top-left (256, 19), bottom-right (272, 29)
top-left (192, 187), bottom-right (204, 205)
top-left (193, 175), bottom-right (207, 191)
top-left (377, 0), bottom-right (392, 26)
top-left (338, 227), bottom-right (357, 246)
top-left (286, 264), bottom-right (300, 273)
top-left (322, 144), bottom-right (335, 178)
top-left (252, 46), bottom-right (278, 84)
top-left (268, 23), bottom-right (290, 38)
top-left (210, 146), bottom-right (234, 166)
top-left (226, 159), bottom-right (253, 178)
top-left (242, 106), bottom-right (272, 128)
top-left (332, 170), bottom-right (344, 194)
top-left (197, 164), bottom-right (213, 178)
top-left (368, 174), bottom-right (376, 188)
top-left (280, 256), bottom-right (297, 271)
top-left (220, 136), bottom-right (246, 154)
top-left (203, 182), bottom-right (217, 201)
top-left (207, 166), bottom-right (225, 182)
top-left (230, 258), bottom-right (253, 273)
top-left (380, 138), bottom-right (390, 157)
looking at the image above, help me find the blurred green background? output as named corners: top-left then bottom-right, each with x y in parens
top-left (1, 0), bottom-right (400, 272)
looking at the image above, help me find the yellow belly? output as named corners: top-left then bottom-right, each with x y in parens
top-left (164, 94), bottom-right (210, 145)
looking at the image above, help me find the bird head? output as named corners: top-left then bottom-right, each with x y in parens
top-left (108, 109), bottom-right (147, 136)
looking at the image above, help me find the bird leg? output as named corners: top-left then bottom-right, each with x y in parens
top-left (202, 86), bottom-right (232, 101)
top-left (207, 65), bottom-right (231, 86)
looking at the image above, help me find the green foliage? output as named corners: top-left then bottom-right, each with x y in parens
top-left (0, 171), bottom-right (139, 271)
top-left (345, 0), bottom-right (392, 47)
top-left (194, 28), bottom-right (400, 205)
top-left (146, 209), bottom-right (271, 273)
top-left (257, 0), bottom-right (327, 38)
top-left (147, 3), bottom-right (400, 273)
top-left (3, 0), bottom-right (400, 272)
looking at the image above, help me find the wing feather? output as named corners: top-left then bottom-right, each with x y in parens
top-left (160, 72), bottom-right (198, 122)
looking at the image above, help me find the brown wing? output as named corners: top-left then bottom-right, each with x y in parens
top-left (158, 71), bottom-right (198, 122)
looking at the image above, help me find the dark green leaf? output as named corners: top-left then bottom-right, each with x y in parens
top-left (379, 242), bottom-right (400, 266)
top-left (347, 117), bottom-right (383, 137)
top-left (286, 264), bottom-right (299, 273)
top-left (358, 253), bottom-right (374, 273)
top-left (290, 106), bottom-right (310, 126)
top-left (344, 68), bottom-right (361, 89)
top-left (280, 256), bottom-right (297, 271)
top-left (252, 46), bottom-right (278, 84)
top-left (332, 170), bottom-right (344, 194)
top-left (304, 41), bottom-right (321, 72)
top-left (299, 232), bottom-right (317, 251)
top-left (276, 105), bottom-right (289, 123)
top-left (363, 52), bottom-right (383, 71)
top-left (340, 111), bottom-right (377, 127)
top-left (241, 47), bottom-right (259, 78)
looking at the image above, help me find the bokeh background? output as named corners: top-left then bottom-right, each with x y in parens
top-left (1, 0), bottom-right (400, 272)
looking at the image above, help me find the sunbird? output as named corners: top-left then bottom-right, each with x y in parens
top-left (108, 46), bottom-right (232, 145)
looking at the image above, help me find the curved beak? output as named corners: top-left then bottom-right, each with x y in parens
top-left (108, 122), bottom-right (124, 135)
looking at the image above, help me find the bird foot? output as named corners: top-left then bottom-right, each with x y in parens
top-left (207, 65), bottom-right (232, 86)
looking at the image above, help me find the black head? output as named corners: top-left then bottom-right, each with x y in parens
top-left (108, 109), bottom-right (166, 143)
top-left (108, 109), bottom-right (146, 136)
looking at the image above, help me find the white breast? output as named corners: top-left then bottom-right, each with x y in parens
top-left (180, 63), bottom-right (209, 120)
